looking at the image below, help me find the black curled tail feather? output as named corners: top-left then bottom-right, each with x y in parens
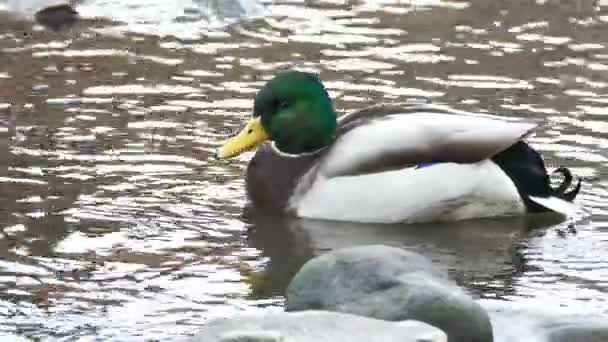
top-left (491, 141), bottom-right (582, 212)
top-left (550, 167), bottom-right (582, 202)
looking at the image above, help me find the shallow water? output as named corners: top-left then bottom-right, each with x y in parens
top-left (1, 0), bottom-right (608, 340)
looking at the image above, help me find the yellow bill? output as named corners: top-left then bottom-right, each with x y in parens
top-left (216, 117), bottom-right (270, 159)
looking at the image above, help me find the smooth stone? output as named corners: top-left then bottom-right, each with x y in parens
top-left (285, 244), bottom-right (493, 342)
top-left (219, 330), bottom-right (283, 342)
top-left (547, 323), bottom-right (608, 342)
top-left (485, 302), bottom-right (608, 342)
top-left (186, 310), bottom-right (446, 342)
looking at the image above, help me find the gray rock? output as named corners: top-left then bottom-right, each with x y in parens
top-left (186, 310), bottom-right (446, 342)
top-left (285, 245), bottom-right (493, 342)
top-left (547, 323), bottom-right (608, 342)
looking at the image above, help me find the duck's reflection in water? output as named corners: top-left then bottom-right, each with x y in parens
top-left (245, 211), bottom-right (566, 297)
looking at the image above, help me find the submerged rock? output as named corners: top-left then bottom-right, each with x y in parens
top-left (186, 310), bottom-right (446, 342)
top-left (34, 4), bottom-right (78, 31)
top-left (285, 244), bottom-right (493, 342)
top-left (4, 0), bottom-right (78, 30)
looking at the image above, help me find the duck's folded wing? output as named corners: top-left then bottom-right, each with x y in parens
top-left (320, 112), bottom-right (538, 178)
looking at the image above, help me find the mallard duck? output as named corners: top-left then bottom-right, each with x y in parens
top-left (216, 70), bottom-right (581, 224)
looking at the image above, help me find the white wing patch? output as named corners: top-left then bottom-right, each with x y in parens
top-left (320, 112), bottom-right (537, 178)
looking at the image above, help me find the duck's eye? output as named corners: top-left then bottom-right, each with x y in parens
top-left (278, 100), bottom-right (289, 111)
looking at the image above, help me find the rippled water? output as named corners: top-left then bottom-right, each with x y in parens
top-left (1, 0), bottom-right (608, 340)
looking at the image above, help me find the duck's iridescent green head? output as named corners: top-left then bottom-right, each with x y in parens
top-left (217, 71), bottom-right (337, 158)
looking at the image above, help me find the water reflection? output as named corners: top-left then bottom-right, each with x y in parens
top-left (246, 212), bottom-right (567, 297)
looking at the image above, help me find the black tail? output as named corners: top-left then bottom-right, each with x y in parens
top-left (492, 141), bottom-right (582, 213)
